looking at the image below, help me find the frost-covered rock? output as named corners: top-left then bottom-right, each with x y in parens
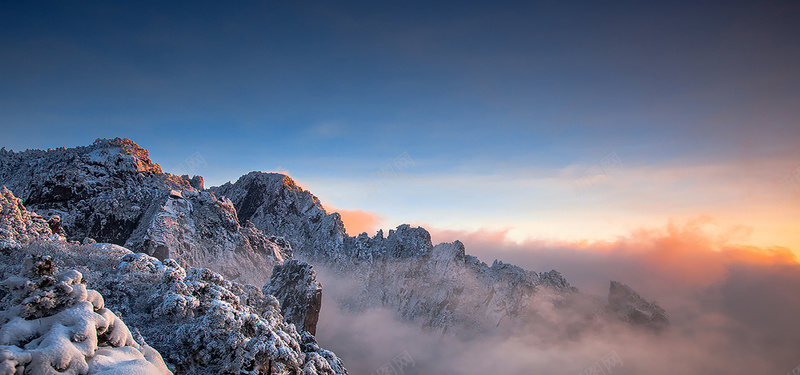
top-left (0, 139), bottom-right (288, 286)
top-left (328, 231), bottom-right (579, 335)
top-left (0, 186), bottom-right (56, 249)
top-left (107, 254), bottom-right (348, 374)
top-left (264, 260), bottom-right (323, 335)
top-left (0, 243), bottom-right (348, 375)
top-left (207, 171), bottom-right (669, 337)
top-left (209, 172), bottom-right (347, 262)
top-left (606, 281), bottom-right (669, 331)
top-left (0, 257), bottom-right (171, 375)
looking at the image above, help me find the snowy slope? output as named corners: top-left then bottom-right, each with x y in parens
top-left (0, 187), bottom-right (348, 374)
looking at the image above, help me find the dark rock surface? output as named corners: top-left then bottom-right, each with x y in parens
top-left (607, 280), bottom-right (670, 331)
top-left (264, 259), bottom-right (323, 335)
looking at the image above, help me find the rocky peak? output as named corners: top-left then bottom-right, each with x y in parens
top-left (607, 280), bottom-right (669, 332)
top-left (210, 172), bottom-right (347, 260)
top-left (182, 175), bottom-right (204, 190)
top-left (213, 172), bottom-right (325, 225)
top-left (385, 224), bottom-right (433, 258)
top-left (538, 269), bottom-right (576, 291)
top-left (0, 141), bottom-right (288, 287)
top-left (88, 137), bottom-right (162, 174)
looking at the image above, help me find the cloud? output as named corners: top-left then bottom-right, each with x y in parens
top-left (314, 218), bottom-right (800, 374)
top-left (326, 206), bottom-right (384, 235)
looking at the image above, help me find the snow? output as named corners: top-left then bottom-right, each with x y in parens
top-left (0, 243), bottom-right (348, 374)
top-left (0, 267), bottom-right (171, 375)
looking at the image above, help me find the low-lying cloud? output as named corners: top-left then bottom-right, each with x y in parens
top-left (314, 218), bottom-right (800, 375)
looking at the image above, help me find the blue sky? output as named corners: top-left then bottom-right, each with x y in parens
top-left (2, 1), bottom-right (799, 251)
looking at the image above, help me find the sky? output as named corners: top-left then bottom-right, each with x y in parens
top-left (1, 1), bottom-right (799, 253)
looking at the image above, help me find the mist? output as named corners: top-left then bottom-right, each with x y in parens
top-left (314, 219), bottom-right (800, 374)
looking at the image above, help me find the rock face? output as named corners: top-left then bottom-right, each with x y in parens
top-left (0, 139), bottom-right (288, 286)
top-left (607, 281), bottom-right (670, 331)
top-left (264, 260), bottom-right (323, 335)
top-left (210, 172), bottom-right (348, 262)
top-left (336, 227), bottom-right (579, 334)
top-left (0, 138), bottom-right (170, 245)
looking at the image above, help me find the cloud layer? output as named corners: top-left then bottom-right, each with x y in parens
top-left (315, 218), bottom-right (800, 374)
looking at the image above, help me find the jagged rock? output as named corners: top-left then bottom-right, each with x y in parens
top-left (0, 138), bottom-right (184, 245)
top-left (0, 139), bottom-right (288, 286)
top-left (607, 280), bottom-right (670, 331)
top-left (264, 259), bottom-right (323, 335)
top-left (210, 172), bottom-right (591, 334)
top-left (210, 173), bottom-right (585, 333)
top-left (0, 186), bottom-right (56, 248)
top-left (182, 175), bottom-right (204, 190)
top-left (1, 139), bottom-right (669, 346)
top-left (209, 172), bottom-right (348, 261)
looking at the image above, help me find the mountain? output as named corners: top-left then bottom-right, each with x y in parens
top-left (0, 138), bottom-right (670, 373)
top-left (0, 138), bottom-right (288, 287)
top-left (211, 170), bottom-right (663, 335)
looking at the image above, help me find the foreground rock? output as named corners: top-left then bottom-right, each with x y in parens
top-left (0, 243), bottom-right (348, 375)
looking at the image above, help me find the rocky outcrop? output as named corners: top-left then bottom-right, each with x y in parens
top-left (607, 281), bottom-right (669, 331)
top-left (0, 186), bottom-right (57, 249)
top-left (0, 139), bottom-right (288, 286)
top-left (209, 172), bottom-right (635, 335)
top-left (0, 138), bottom-right (173, 245)
top-left (329, 227), bottom-right (579, 334)
top-left (264, 260), bottom-right (323, 335)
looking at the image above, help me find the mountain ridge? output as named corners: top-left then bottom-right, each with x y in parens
top-left (0, 138), bottom-right (671, 372)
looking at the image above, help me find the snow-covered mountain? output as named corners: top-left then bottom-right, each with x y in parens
top-left (0, 138), bottom-right (669, 373)
top-left (0, 185), bottom-right (347, 374)
top-left (0, 139), bottom-right (289, 287)
top-left (211, 169), bottom-right (668, 335)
